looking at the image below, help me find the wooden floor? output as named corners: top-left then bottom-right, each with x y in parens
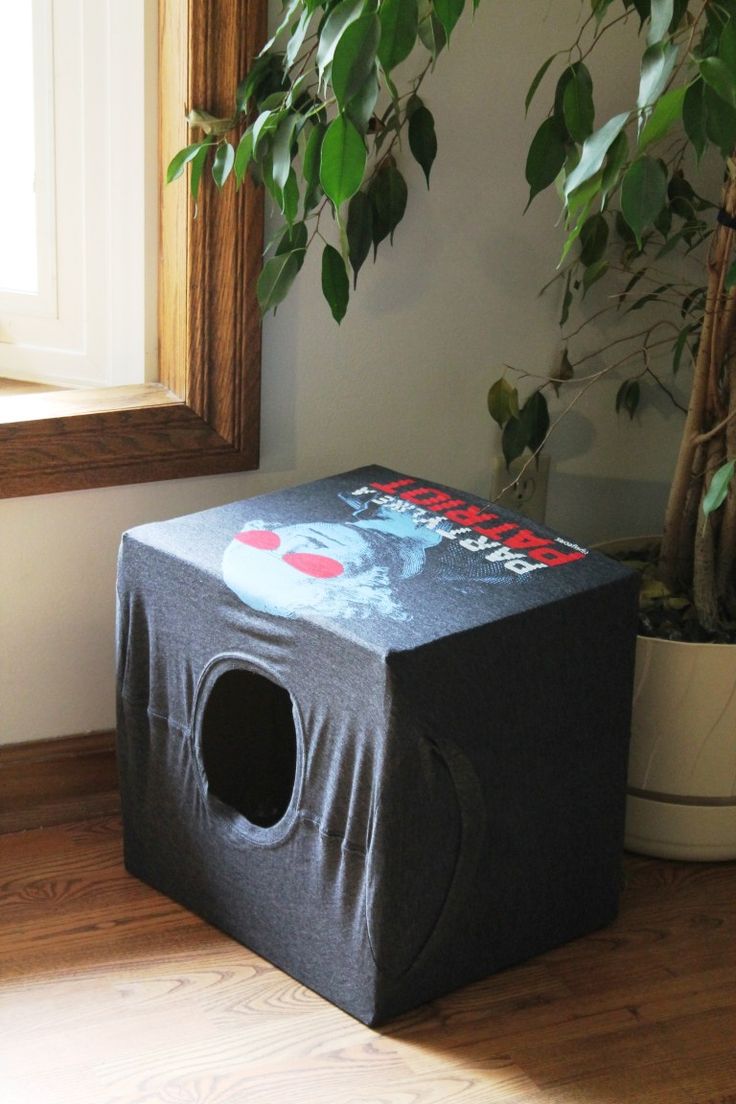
top-left (0, 818), bottom-right (734, 1104)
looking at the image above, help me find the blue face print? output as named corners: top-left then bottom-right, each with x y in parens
top-left (223, 513), bottom-right (444, 622)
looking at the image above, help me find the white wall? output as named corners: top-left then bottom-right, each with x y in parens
top-left (0, 3), bottom-right (686, 744)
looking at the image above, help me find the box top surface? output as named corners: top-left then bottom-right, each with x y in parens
top-left (123, 465), bottom-right (635, 654)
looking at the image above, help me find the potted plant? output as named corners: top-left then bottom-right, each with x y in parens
top-left (169, 0), bottom-right (736, 859)
top-left (484, 0), bottom-right (736, 860)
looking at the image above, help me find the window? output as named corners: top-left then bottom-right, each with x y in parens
top-left (0, 0), bottom-right (264, 497)
top-left (0, 0), bottom-right (156, 389)
top-left (0, 3), bottom-right (46, 302)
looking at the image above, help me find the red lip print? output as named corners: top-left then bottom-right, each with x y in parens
top-left (234, 530), bottom-right (344, 579)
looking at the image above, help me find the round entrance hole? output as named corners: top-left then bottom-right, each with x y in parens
top-left (200, 668), bottom-right (298, 828)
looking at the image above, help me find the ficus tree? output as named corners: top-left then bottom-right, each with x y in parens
top-left (484, 0), bottom-right (736, 635)
top-left (170, 0), bottom-right (736, 636)
top-left (168, 0), bottom-right (479, 323)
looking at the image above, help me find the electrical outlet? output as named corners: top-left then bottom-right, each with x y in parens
top-left (490, 455), bottom-right (550, 523)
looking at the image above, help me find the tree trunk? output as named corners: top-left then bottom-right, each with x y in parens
top-left (693, 436), bottom-right (725, 630)
top-left (716, 325), bottom-right (736, 617)
top-left (659, 238), bottom-right (720, 588)
top-left (659, 169), bottom-right (736, 628)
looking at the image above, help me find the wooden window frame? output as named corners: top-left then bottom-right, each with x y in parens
top-left (0, 0), bottom-right (265, 499)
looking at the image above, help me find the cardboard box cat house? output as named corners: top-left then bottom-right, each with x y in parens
top-left (116, 466), bottom-right (638, 1026)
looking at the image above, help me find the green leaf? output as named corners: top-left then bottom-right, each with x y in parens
top-left (271, 115), bottom-right (299, 189)
top-left (369, 162), bottom-right (408, 246)
top-left (726, 259), bottom-right (736, 292)
top-left (257, 249), bottom-right (303, 314)
top-left (378, 0), bottom-right (419, 72)
top-left (316, 0), bottom-right (367, 80)
top-left (212, 142), bottom-right (235, 189)
top-left (275, 221), bottom-right (308, 258)
top-left (189, 143), bottom-right (210, 202)
top-left (285, 7), bottom-right (313, 69)
top-left (559, 189), bottom-right (596, 265)
top-left (347, 191), bottom-right (374, 287)
top-left (257, 92), bottom-right (289, 113)
top-left (683, 80), bottom-right (707, 162)
top-left (647, 0), bottom-right (673, 45)
top-left (638, 85), bottom-right (686, 149)
top-left (331, 13), bottom-right (381, 110)
top-left (592, 0), bottom-right (616, 21)
top-left (258, 0), bottom-right (300, 57)
top-left (579, 212), bottom-right (609, 266)
top-left (553, 66), bottom-right (575, 134)
top-left (417, 4), bottom-right (446, 58)
top-left (667, 171), bottom-right (694, 204)
top-left (626, 287), bottom-right (670, 313)
top-left (234, 130), bottom-right (254, 186)
top-left (525, 54), bottom-right (558, 116)
top-left (281, 169), bottom-right (300, 225)
top-left (563, 63), bottom-right (595, 143)
top-left (720, 22), bottom-right (736, 72)
top-left (601, 130), bottom-right (629, 200)
top-left (302, 123), bottom-right (324, 213)
top-left (620, 156), bottom-right (667, 247)
top-left (408, 105), bottom-right (437, 187)
top-left (567, 168), bottom-right (604, 223)
top-left (166, 140), bottom-right (213, 184)
top-left (501, 417), bottom-right (529, 468)
top-left (252, 109), bottom-right (281, 154)
top-left (637, 43), bottom-right (678, 112)
top-left (640, 576), bottom-right (672, 603)
top-left (347, 70), bottom-right (380, 133)
top-left (322, 244), bottom-right (350, 323)
top-left (699, 56), bottom-right (736, 108)
top-left (519, 390), bottom-right (550, 452)
top-left (236, 54), bottom-right (275, 114)
top-left (487, 378), bottom-right (520, 428)
top-left (525, 116), bottom-right (567, 207)
top-left (705, 84), bottom-right (736, 156)
top-left (664, 595), bottom-right (691, 611)
top-left (434, 0), bottom-right (466, 42)
top-left (672, 321), bottom-right (697, 374)
top-left (631, 0), bottom-right (651, 28)
top-left (703, 459), bottom-right (736, 517)
top-left (303, 123), bottom-right (326, 189)
top-left (680, 286), bottom-right (707, 319)
top-left (564, 112), bottom-right (629, 199)
top-left (615, 379), bottom-right (641, 419)
top-left (320, 115), bottom-right (366, 207)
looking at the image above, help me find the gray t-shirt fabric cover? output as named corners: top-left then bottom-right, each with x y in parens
top-left (116, 465), bottom-right (639, 1025)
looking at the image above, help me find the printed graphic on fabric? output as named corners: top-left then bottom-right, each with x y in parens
top-left (223, 494), bottom-right (513, 622)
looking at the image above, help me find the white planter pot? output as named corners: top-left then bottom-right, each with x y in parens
top-left (599, 537), bottom-right (736, 861)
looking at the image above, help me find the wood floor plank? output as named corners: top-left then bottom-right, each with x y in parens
top-left (0, 732), bottom-right (120, 834)
top-left (0, 817), bottom-right (734, 1104)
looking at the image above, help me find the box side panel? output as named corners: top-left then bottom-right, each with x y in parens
top-left (371, 573), bottom-right (638, 1021)
top-left (116, 530), bottom-right (395, 1025)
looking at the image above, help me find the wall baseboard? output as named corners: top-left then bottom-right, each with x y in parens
top-left (0, 731), bottom-right (120, 834)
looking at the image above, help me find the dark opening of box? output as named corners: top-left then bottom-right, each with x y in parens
top-left (200, 668), bottom-right (297, 828)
